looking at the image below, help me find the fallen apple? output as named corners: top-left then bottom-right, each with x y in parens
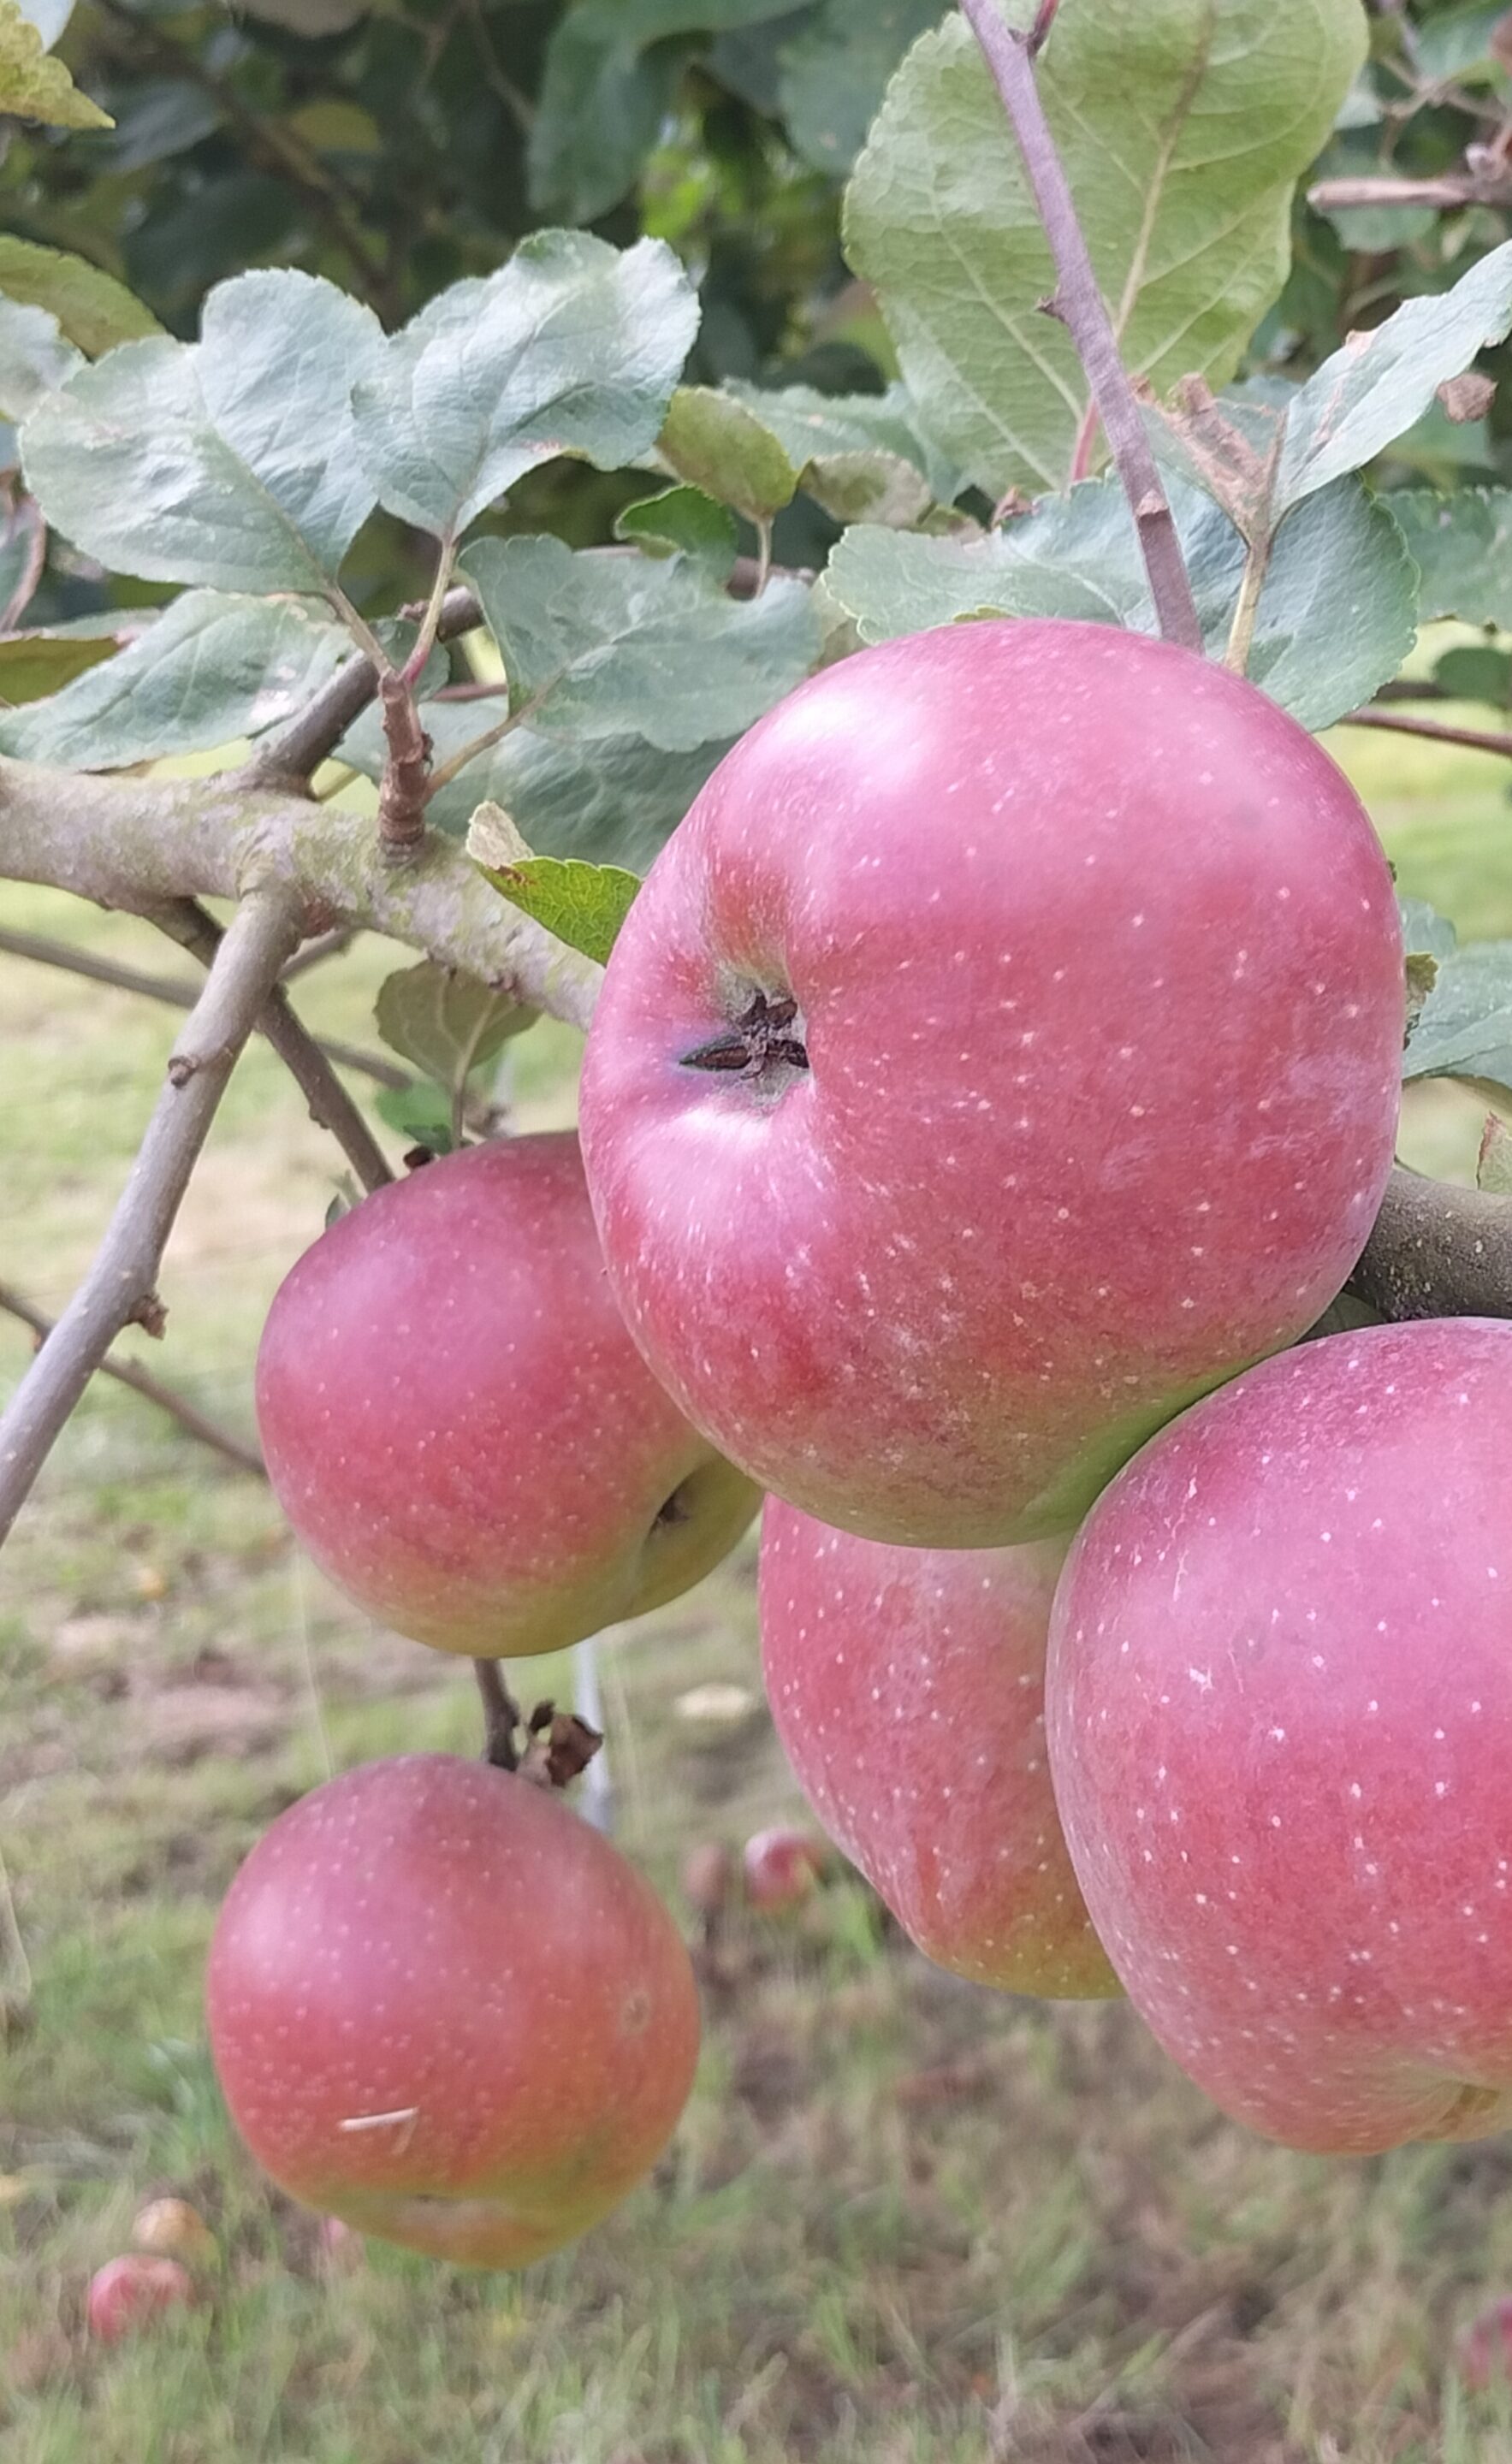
top-left (86, 2254), bottom-right (194, 2343)
top-left (742, 1824), bottom-right (827, 1911)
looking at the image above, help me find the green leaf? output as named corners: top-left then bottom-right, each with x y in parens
top-left (352, 233), bottom-right (697, 541)
top-left (799, 447), bottom-right (934, 527)
top-left (1277, 243), bottom-right (1512, 513)
top-left (615, 484), bottom-right (739, 580)
top-left (372, 1081), bottom-right (458, 1155)
top-left (0, 237), bottom-right (163, 354)
top-left (21, 272), bottom-right (385, 592)
top-left (0, 0), bottom-right (110, 127)
top-left (1404, 938), bottom-right (1512, 1099)
top-left (1398, 896), bottom-right (1460, 963)
top-left (0, 627), bottom-right (120, 704)
top-left (0, 298), bottom-right (82, 423)
top-left (0, 590), bottom-right (349, 765)
top-left (824, 469), bottom-right (1412, 732)
top-left (845, 0), bottom-right (1365, 500)
top-left (0, 488), bottom-right (43, 629)
top-left (725, 378), bottom-right (959, 505)
top-left (469, 803), bottom-right (641, 966)
top-left (1414, 0), bottom-right (1510, 84)
top-left (777, 0), bottom-right (948, 174)
top-left (1433, 643), bottom-right (1511, 708)
top-left (658, 387), bottom-right (798, 524)
top-left (1387, 487), bottom-right (1512, 627)
top-left (459, 533), bottom-right (821, 749)
top-left (374, 957), bottom-right (535, 1091)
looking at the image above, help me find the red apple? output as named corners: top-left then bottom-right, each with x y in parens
top-left (742, 1825), bottom-right (827, 1911)
top-left (1047, 1318), bottom-right (1512, 2153)
top-left (1458, 2296), bottom-right (1512, 2389)
top-left (206, 1755), bottom-right (700, 2268)
top-left (86, 2254), bottom-right (194, 2343)
top-left (760, 1502), bottom-right (1117, 1996)
top-left (578, 619), bottom-right (1402, 1549)
top-left (255, 1133), bottom-right (758, 1656)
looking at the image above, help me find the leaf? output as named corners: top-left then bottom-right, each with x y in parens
top-left (1414, 0), bottom-right (1511, 83)
top-left (1277, 242), bottom-right (1512, 513)
top-left (800, 447), bottom-right (934, 527)
top-left (1397, 896), bottom-right (1460, 964)
top-left (1479, 1112), bottom-right (1512, 1194)
top-left (459, 533), bottom-right (821, 749)
top-left (372, 1081), bottom-right (458, 1155)
top-left (1386, 487), bottom-right (1512, 627)
top-left (725, 377), bottom-right (959, 505)
top-left (468, 804), bottom-right (641, 965)
top-left (822, 470), bottom-right (1414, 732)
top-left (1433, 643), bottom-right (1511, 708)
top-left (0, 488), bottom-right (43, 630)
top-left (0, 627), bottom-right (119, 704)
top-left (0, 298), bottom-right (82, 423)
top-left (21, 271), bottom-right (384, 592)
top-left (776, 0), bottom-right (948, 173)
top-left (15, 0), bottom-right (74, 42)
top-left (353, 231), bottom-right (697, 539)
top-left (614, 484), bottom-right (739, 580)
top-left (657, 388), bottom-right (798, 524)
top-left (844, 0), bottom-right (1366, 500)
top-left (0, 237), bottom-right (160, 361)
top-left (1404, 938), bottom-right (1512, 1099)
top-left (0, 591), bottom-right (349, 765)
top-left (374, 957), bottom-right (535, 1091)
top-left (0, 0), bottom-right (110, 126)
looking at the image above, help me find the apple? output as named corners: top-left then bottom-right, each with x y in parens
top-left (1458, 2297), bottom-right (1512, 2389)
top-left (206, 1755), bottom-right (701, 2268)
top-left (255, 1132), bottom-right (759, 1657)
top-left (578, 619), bottom-right (1402, 1549)
top-left (742, 1825), bottom-right (827, 1911)
top-left (86, 2254), bottom-right (194, 2343)
top-left (1046, 1317), bottom-right (1512, 2154)
top-left (130, 2196), bottom-right (216, 2266)
top-left (759, 1501), bottom-right (1118, 1996)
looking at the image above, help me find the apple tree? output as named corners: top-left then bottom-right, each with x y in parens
top-left (7, 0), bottom-right (1512, 2264)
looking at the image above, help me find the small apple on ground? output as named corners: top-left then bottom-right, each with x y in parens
top-left (760, 1502), bottom-right (1118, 1996)
top-left (1458, 2297), bottom-right (1512, 2389)
top-left (742, 1826), bottom-right (827, 1912)
top-left (1047, 1318), bottom-right (1512, 2153)
top-left (581, 619), bottom-right (1402, 1549)
top-left (206, 1755), bottom-right (701, 2268)
top-left (86, 2254), bottom-right (194, 2343)
top-left (131, 2196), bottom-right (216, 2267)
top-left (255, 1132), bottom-right (759, 1658)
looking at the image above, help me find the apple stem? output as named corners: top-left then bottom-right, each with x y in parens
top-left (956, 0), bottom-right (1203, 654)
top-left (474, 1660), bottom-right (523, 1771)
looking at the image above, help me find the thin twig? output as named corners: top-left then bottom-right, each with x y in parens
top-left (1338, 708), bottom-right (1512, 760)
top-left (423, 694), bottom-right (543, 803)
top-left (0, 888), bottom-right (304, 1544)
top-left (149, 901), bottom-right (395, 1192)
top-left (474, 1659), bottom-right (522, 1771)
top-left (240, 585), bottom-right (482, 791)
top-left (0, 1282), bottom-right (265, 1478)
top-left (956, 0), bottom-right (1202, 652)
top-left (0, 923), bottom-right (406, 1090)
top-left (280, 927), bottom-right (357, 980)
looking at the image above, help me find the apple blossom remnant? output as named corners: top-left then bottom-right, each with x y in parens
top-left (579, 619), bottom-right (1405, 1552)
top-left (760, 1502), bottom-right (1117, 1997)
top-left (1047, 1318), bottom-right (1512, 2154)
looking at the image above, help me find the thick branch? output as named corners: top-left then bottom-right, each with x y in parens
top-left (1348, 1165), bottom-right (1512, 1321)
top-left (957, 0), bottom-right (1201, 651)
top-left (0, 1283), bottom-right (265, 1479)
top-left (0, 922), bottom-right (407, 1091)
top-left (149, 902), bottom-right (394, 1195)
top-left (0, 757), bottom-right (603, 1032)
top-left (1339, 708), bottom-right (1512, 761)
top-left (0, 890), bottom-right (304, 1544)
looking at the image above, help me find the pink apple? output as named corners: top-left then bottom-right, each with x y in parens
top-left (1458, 2296), bottom-right (1512, 2389)
top-left (86, 2254), bottom-right (194, 2342)
top-left (760, 1501), bottom-right (1117, 1995)
top-left (741, 1824), bottom-right (827, 1911)
top-left (255, 1133), bottom-right (759, 1657)
top-left (1047, 1318), bottom-right (1512, 2153)
top-left (206, 1755), bottom-right (701, 2268)
top-left (578, 619), bottom-right (1402, 1548)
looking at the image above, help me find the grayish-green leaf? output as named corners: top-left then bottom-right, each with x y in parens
top-left (777, 0), bottom-right (947, 173)
top-left (802, 447), bottom-right (934, 527)
top-left (460, 532), bottom-right (820, 749)
top-left (21, 272), bottom-right (384, 590)
top-left (1398, 896), bottom-right (1460, 964)
top-left (1387, 486), bottom-right (1512, 627)
top-left (1404, 938), bottom-right (1512, 1099)
top-left (1414, 0), bottom-right (1510, 83)
top-left (658, 386), bottom-right (798, 523)
top-left (0, 297), bottom-right (82, 421)
top-left (614, 484), bottom-right (739, 579)
top-left (353, 232), bottom-right (697, 539)
top-left (374, 957), bottom-right (535, 1091)
top-left (845, 0), bottom-right (1366, 501)
top-left (1278, 242), bottom-right (1512, 513)
top-left (1434, 643), bottom-right (1511, 708)
top-left (0, 589), bottom-right (348, 766)
top-left (726, 376), bottom-right (959, 504)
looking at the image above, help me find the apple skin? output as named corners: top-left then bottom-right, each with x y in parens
top-left (1046, 1318), bottom-right (1512, 2154)
top-left (86, 2255), bottom-right (194, 2342)
top-left (578, 619), bottom-right (1402, 1549)
top-left (255, 1133), bottom-right (759, 1657)
top-left (206, 1756), bottom-right (700, 2270)
top-left (759, 1501), bottom-right (1118, 1996)
top-left (742, 1825), bottom-right (827, 1911)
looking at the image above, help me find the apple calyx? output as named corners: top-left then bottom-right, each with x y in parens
top-left (680, 988), bottom-right (809, 1081)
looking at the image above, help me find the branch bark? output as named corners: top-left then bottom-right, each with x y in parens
top-left (1347, 1164), bottom-right (1512, 1321)
top-left (0, 756), bottom-right (603, 1032)
top-left (0, 1282), bottom-right (266, 1479)
top-left (0, 889), bottom-right (304, 1544)
top-left (957, 0), bottom-right (1203, 653)
top-left (1339, 708), bottom-right (1512, 761)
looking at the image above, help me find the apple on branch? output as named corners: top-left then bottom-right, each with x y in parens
top-left (1047, 1318), bottom-right (1512, 2154)
top-left (580, 619), bottom-right (1403, 1549)
top-left (255, 1132), bottom-right (759, 1658)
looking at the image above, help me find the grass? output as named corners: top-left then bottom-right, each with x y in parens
top-left (4, 717), bottom-right (1512, 2461)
